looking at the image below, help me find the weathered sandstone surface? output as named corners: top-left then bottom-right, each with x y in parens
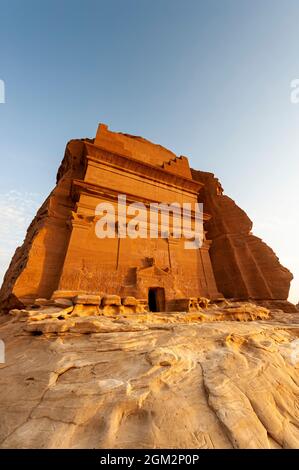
top-left (191, 170), bottom-right (294, 310)
top-left (0, 140), bottom-right (86, 310)
top-left (1, 304), bottom-right (299, 449)
top-left (0, 124), bottom-right (294, 312)
top-left (0, 125), bottom-right (297, 449)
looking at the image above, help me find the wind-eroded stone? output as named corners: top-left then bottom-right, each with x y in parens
top-left (191, 169), bottom-right (293, 307)
top-left (0, 311), bottom-right (299, 449)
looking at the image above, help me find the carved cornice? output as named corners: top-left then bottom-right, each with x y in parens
top-left (71, 179), bottom-right (212, 222)
top-left (84, 141), bottom-right (203, 195)
top-left (70, 211), bottom-right (95, 229)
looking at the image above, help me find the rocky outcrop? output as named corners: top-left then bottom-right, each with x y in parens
top-left (0, 140), bottom-right (86, 309)
top-left (0, 126), bottom-right (294, 312)
top-left (191, 170), bottom-right (293, 308)
top-left (1, 309), bottom-right (299, 449)
top-left (8, 299), bottom-right (271, 334)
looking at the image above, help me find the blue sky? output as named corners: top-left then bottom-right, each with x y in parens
top-left (0, 0), bottom-right (298, 302)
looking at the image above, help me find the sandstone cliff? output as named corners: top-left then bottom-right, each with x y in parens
top-left (0, 127), bottom-right (297, 450)
top-left (0, 140), bottom-right (86, 311)
top-left (191, 170), bottom-right (293, 309)
top-left (0, 127), bottom-right (294, 311)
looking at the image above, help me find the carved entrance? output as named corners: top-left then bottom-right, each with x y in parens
top-left (148, 287), bottom-right (165, 312)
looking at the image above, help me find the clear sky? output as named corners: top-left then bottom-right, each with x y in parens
top-left (0, 0), bottom-right (298, 303)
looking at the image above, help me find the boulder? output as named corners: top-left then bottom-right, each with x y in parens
top-left (54, 298), bottom-right (73, 308)
top-left (122, 296), bottom-right (137, 306)
top-left (102, 295), bottom-right (121, 307)
top-left (73, 295), bottom-right (101, 306)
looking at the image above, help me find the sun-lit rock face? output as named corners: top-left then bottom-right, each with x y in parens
top-left (0, 125), bottom-right (297, 450)
top-left (1, 306), bottom-right (299, 449)
top-left (191, 169), bottom-right (294, 311)
top-left (0, 124), bottom-right (294, 313)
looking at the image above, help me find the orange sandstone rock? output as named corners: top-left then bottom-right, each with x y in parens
top-left (0, 125), bottom-right (293, 313)
top-left (191, 170), bottom-right (293, 310)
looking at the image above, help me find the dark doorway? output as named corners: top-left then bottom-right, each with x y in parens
top-left (148, 287), bottom-right (165, 312)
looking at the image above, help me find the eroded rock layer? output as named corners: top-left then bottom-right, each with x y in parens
top-left (0, 125), bottom-right (293, 311)
top-left (0, 140), bottom-right (86, 309)
top-left (192, 170), bottom-right (293, 307)
top-left (1, 310), bottom-right (299, 449)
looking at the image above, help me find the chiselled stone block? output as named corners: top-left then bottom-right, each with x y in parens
top-left (136, 299), bottom-right (149, 313)
top-left (74, 294), bottom-right (101, 306)
top-left (54, 298), bottom-right (73, 308)
top-left (102, 295), bottom-right (121, 307)
top-left (35, 298), bottom-right (53, 307)
top-left (122, 296), bottom-right (137, 306)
